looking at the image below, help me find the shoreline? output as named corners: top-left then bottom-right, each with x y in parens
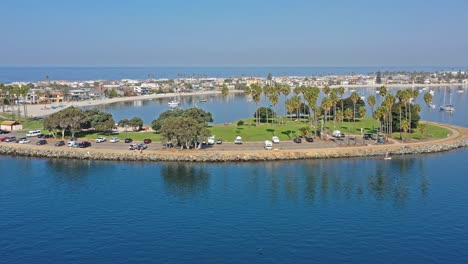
top-left (1, 123), bottom-right (466, 162)
top-left (20, 83), bottom-right (466, 118)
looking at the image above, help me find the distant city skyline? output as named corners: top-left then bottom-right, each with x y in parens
top-left (1, 0), bottom-right (468, 66)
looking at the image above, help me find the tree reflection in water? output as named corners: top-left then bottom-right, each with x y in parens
top-left (160, 163), bottom-right (209, 199)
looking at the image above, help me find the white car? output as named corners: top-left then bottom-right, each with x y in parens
top-left (110, 137), bottom-right (120, 143)
top-left (18, 138), bottom-right (31, 144)
top-left (234, 136), bottom-right (242, 144)
top-left (95, 137), bottom-right (107, 143)
top-left (264, 140), bottom-right (273, 150)
top-left (68, 141), bottom-right (79, 148)
top-left (272, 136), bottom-right (280, 144)
top-left (207, 135), bottom-right (215, 145)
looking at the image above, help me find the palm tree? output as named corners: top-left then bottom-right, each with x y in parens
top-left (367, 95), bottom-right (376, 115)
top-left (400, 119), bottom-right (410, 141)
top-left (263, 85), bottom-right (273, 123)
top-left (321, 97), bottom-right (332, 131)
top-left (322, 85), bottom-right (331, 96)
top-left (290, 95), bottom-right (302, 121)
top-left (378, 85), bottom-right (387, 98)
top-left (338, 86), bottom-right (345, 113)
top-left (423, 92), bottom-right (433, 107)
top-left (285, 97), bottom-right (295, 122)
top-left (250, 83), bottom-right (262, 125)
top-left (244, 86), bottom-right (252, 126)
top-left (350, 91), bottom-right (360, 132)
top-left (383, 94), bottom-right (395, 137)
top-left (281, 84), bottom-right (291, 124)
top-left (330, 88), bottom-right (339, 127)
top-left (269, 93), bottom-right (279, 125)
top-left (19, 85), bottom-right (30, 119)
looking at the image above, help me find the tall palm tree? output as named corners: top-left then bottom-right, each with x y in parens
top-left (250, 83), bottom-right (262, 125)
top-left (338, 86), bottom-right (345, 113)
top-left (350, 91), bottom-right (360, 132)
top-left (243, 86), bottom-right (252, 127)
top-left (321, 97), bottom-right (332, 131)
top-left (285, 97), bottom-right (295, 122)
top-left (263, 85), bottom-right (273, 123)
top-left (19, 85), bottom-right (30, 119)
top-left (330, 88), bottom-right (339, 127)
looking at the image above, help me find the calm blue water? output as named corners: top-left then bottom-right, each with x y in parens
top-left (2, 150), bottom-right (468, 263)
top-left (1, 66), bottom-right (465, 82)
top-left (2, 67), bottom-right (468, 263)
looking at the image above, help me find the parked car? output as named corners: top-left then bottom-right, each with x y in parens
top-left (95, 137), bottom-right (107, 143)
top-left (0, 129), bottom-right (10, 134)
top-left (0, 136), bottom-right (8, 142)
top-left (110, 137), bottom-right (120, 143)
top-left (5, 136), bottom-right (16, 142)
top-left (332, 130), bottom-right (345, 138)
top-left (36, 139), bottom-right (48, 145)
top-left (129, 143), bottom-right (147, 150)
top-left (272, 136), bottom-right (280, 144)
top-left (36, 133), bottom-right (45, 138)
top-left (124, 138), bottom-right (133, 143)
top-left (293, 137), bottom-right (302, 143)
top-left (143, 139), bottom-right (152, 144)
top-left (55, 141), bottom-right (65, 147)
top-left (264, 140), bottom-right (273, 150)
top-left (234, 136), bottom-right (242, 144)
top-left (78, 141), bottom-right (92, 148)
top-left (26, 130), bottom-right (41, 137)
top-left (68, 141), bottom-right (79, 148)
top-left (207, 135), bottom-right (216, 145)
top-left (18, 138), bottom-right (31, 144)
top-left (216, 139), bottom-right (223, 144)
top-left (306, 137), bottom-right (314, 142)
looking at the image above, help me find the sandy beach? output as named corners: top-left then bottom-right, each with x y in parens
top-left (25, 90), bottom-right (243, 118)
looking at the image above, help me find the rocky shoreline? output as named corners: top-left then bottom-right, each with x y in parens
top-left (1, 125), bottom-right (467, 162)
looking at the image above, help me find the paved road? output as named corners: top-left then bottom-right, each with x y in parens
top-left (2, 131), bottom-right (379, 152)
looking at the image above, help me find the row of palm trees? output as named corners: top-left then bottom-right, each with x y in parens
top-left (0, 83), bottom-right (30, 120)
top-left (244, 83), bottom-right (367, 135)
top-left (243, 82), bottom-right (427, 140)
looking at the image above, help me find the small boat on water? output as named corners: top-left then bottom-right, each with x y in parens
top-left (384, 152), bottom-right (392, 160)
top-left (168, 99), bottom-right (179, 108)
top-left (429, 90), bottom-right (435, 95)
top-left (199, 98), bottom-right (207, 103)
top-left (429, 102), bottom-right (436, 109)
top-left (456, 89), bottom-right (464, 94)
top-left (440, 104), bottom-right (455, 112)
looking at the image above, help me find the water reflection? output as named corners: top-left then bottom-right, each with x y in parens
top-left (160, 163), bottom-right (210, 199)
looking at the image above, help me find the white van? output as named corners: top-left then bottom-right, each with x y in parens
top-left (234, 136), bottom-right (242, 144)
top-left (207, 135), bottom-right (215, 145)
top-left (26, 130), bottom-right (41, 137)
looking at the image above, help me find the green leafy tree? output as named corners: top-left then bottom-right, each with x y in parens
top-left (118, 118), bottom-right (130, 132)
top-left (221, 83), bottom-right (229, 97)
top-left (129, 117), bottom-right (144, 131)
top-left (254, 107), bottom-right (276, 123)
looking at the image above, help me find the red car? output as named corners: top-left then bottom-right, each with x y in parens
top-left (143, 139), bottom-right (152, 144)
top-left (0, 136), bottom-right (8, 142)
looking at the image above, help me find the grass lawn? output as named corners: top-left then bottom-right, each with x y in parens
top-left (8, 115), bottom-right (450, 142)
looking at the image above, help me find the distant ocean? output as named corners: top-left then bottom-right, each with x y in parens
top-left (0, 66), bottom-right (466, 83)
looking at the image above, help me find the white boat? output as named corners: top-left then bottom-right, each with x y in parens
top-left (456, 89), bottom-right (464, 94)
top-left (384, 152), bottom-right (392, 160)
top-left (429, 90), bottom-right (435, 95)
top-left (360, 96), bottom-right (366, 100)
top-left (168, 99), bottom-right (179, 108)
top-left (440, 88), bottom-right (455, 112)
top-left (429, 102), bottom-right (436, 109)
top-left (440, 104), bottom-right (455, 112)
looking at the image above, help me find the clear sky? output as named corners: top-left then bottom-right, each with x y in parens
top-left (1, 0), bottom-right (467, 66)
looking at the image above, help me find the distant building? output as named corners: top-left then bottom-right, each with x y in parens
top-left (0, 121), bottom-right (23, 131)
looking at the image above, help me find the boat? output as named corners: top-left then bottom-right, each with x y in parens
top-left (168, 99), bottom-right (180, 108)
top-left (456, 89), bottom-right (464, 94)
top-left (440, 88), bottom-right (455, 112)
top-left (429, 102), bottom-right (436, 109)
top-left (199, 98), bottom-right (207, 103)
top-left (384, 152), bottom-right (392, 160)
top-left (440, 104), bottom-right (455, 112)
top-left (429, 90), bottom-right (435, 95)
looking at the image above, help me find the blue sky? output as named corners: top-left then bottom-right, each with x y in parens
top-left (1, 0), bottom-right (467, 66)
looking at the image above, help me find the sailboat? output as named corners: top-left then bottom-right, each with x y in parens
top-left (440, 87), bottom-right (455, 112)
